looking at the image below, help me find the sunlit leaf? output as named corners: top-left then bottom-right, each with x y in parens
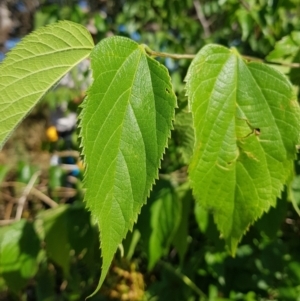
top-left (186, 44), bottom-right (300, 253)
top-left (79, 36), bottom-right (176, 293)
top-left (0, 21), bottom-right (94, 149)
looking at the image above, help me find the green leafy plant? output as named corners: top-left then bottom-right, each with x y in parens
top-left (1, 20), bottom-right (300, 298)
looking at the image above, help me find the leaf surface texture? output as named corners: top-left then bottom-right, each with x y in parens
top-left (79, 36), bottom-right (176, 292)
top-left (186, 45), bottom-right (300, 252)
top-left (0, 21), bottom-right (94, 149)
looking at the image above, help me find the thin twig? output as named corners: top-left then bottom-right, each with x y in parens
top-left (4, 200), bottom-right (14, 220)
top-left (193, 0), bottom-right (211, 38)
top-left (242, 55), bottom-right (264, 63)
top-left (54, 150), bottom-right (80, 158)
top-left (1, 181), bottom-right (58, 208)
top-left (30, 187), bottom-right (58, 208)
top-left (15, 171), bottom-right (41, 220)
top-left (144, 47), bottom-right (195, 60)
top-left (243, 55), bottom-right (300, 68)
top-left (266, 60), bottom-right (300, 68)
top-left (144, 45), bottom-right (300, 68)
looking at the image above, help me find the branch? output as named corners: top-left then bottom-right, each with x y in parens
top-left (54, 150), bottom-right (80, 158)
top-left (15, 171), bottom-right (41, 220)
top-left (193, 0), bottom-right (211, 38)
top-left (144, 47), bottom-right (300, 69)
top-left (30, 187), bottom-right (58, 208)
top-left (1, 181), bottom-right (58, 208)
top-left (144, 48), bottom-right (195, 60)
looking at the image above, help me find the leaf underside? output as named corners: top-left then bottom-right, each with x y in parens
top-left (186, 44), bottom-right (300, 253)
top-left (0, 20), bottom-right (94, 150)
top-left (79, 36), bottom-right (176, 294)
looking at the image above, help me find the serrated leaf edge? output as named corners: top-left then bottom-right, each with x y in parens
top-left (77, 37), bottom-right (177, 297)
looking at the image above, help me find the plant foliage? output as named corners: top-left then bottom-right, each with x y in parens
top-left (186, 44), bottom-right (300, 253)
top-left (0, 15), bottom-right (300, 299)
top-left (79, 36), bottom-right (176, 292)
top-left (0, 21), bottom-right (93, 149)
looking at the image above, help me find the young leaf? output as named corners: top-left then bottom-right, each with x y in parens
top-left (0, 21), bottom-right (94, 150)
top-left (266, 32), bottom-right (300, 85)
top-left (266, 31), bottom-right (300, 63)
top-left (186, 44), bottom-right (300, 254)
top-left (79, 36), bottom-right (176, 293)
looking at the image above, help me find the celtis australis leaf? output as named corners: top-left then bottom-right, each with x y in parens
top-left (0, 21), bottom-right (94, 149)
top-left (186, 44), bottom-right (300, 254)
top-left (79, 36), bottom-right (176, 293)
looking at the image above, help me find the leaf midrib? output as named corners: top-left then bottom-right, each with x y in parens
top-left (88, 49), bottom-right (143, 216)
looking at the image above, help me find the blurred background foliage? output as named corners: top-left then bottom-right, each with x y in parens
top-left (1, 0), bottom-right (300, 300)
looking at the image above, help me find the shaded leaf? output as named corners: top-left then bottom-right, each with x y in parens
top-left (186, 44), bottom-right (300, 253)
top-left (148, 181), bottom-right (181, 269)
top-left (174, 111), bottom-right (195, 164)
top-left (79, 36), bottom-right (176, 292)
top-left (35, 262), bottom-right (56, 301)
top-left (36, 205), bottom-right (70, 276)
top-left (0, 220), bottom-right (40, 293)
top-left (0, 165), bottom-right (9, 184)
top-left (172, 186), bottom-right (192, 264)
top-left (254, 194), bottom-right (288, 239)
top-left (137, 180), bottom-right (181, 269)
top-left (0, 20), bottom-right (94, 149)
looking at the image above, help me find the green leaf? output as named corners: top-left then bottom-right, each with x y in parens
top-left (266, 31), bottom-right (300, 63)
top-left (0, 165), bottom-right (9, 184)
top-left (194, 203), bottom-right (209, 233)
top-left (143, 180), bottom-right (181, 270)
top-left (172, 187), bottom-right (192, 264)
top-left (174, 111), bottom-right (195, 164)
top-left (36, 205), bottom-right (70, 276)
top-left (0, 220), bottom-right (40, 293)
top-left (236, 9), bottom-right (253, 41)
top-left (186, 44), bottom-right (300, 254)
top-left (35, 262), bottom-right (56, 301)
top-left (266, 32), bottom-right (300, 86)
top-left (79, 36), bottom-right (176, 292)
top-left (0, 20), bottom-right (94, 150)
top-left (254, 193), bottom-right (288, 239)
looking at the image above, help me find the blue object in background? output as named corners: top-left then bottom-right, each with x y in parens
top-left (65, 156), bottom-right (75, 165)
top-left (15, 1), bottom-right (27, 13)
top-left (5, 38), bottom-right (21, 50)
top-left (118, 24), bottom-right (126, 33)
top-left (165, 57), bottom-right (177, 71)
top-left (130, 31), bottom-right (141, 42)
top-left (78, 0), bottom-right (88, 10)
top-left (70, 167), bottom-right (80, 177)
top-left (0, 52), bottom-right (5, 62)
